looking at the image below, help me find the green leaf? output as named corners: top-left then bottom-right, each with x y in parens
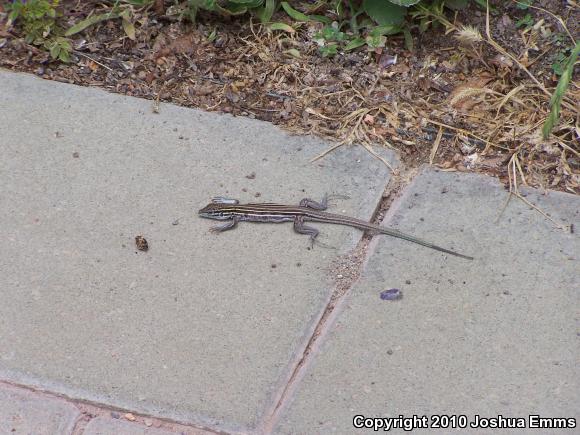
top-left (366, 32), bottom-right (386, 49)
top-left (228, 0), bottom-right (263, 4)
top-left (280, 2), bottom-right (310, 21)
top-left (543, 41), bottom-right (580, 138)
top-left (363, 0), bottom-right (407, 26)
top-left (207, 28), bottom-right (217, 42)
top-left (123, 0), bottom-right (154, 5)
top-left (270, 22), bottom-right (295, 32)
top-left (257, 0), bottom-right (275, 23)
top-left (344, 37), bottom-right (366, 51)
top-left (515, 14), bottom-right (533, 29)
top-left (319, 43), bottom-right (338, 57)
top-left (186, 2), bottom-right (198, 22)
top-left (212, 1), bottom-right (248, 15)
top-left (515, 0), bottom-right (533, 9)
top-left (8, 9), bottom-right (21, 22)
top-left (284, 48), bottom-right (301, 58)
top-left (317, 25), bottom-right (346, 42)
top-left (58, 47), bottom-right (70, 63)
top-left (472, 0), bottom-right (496, 10)
top-left (370, 24), bottom-right (403, 36)
top-left (122, 18), bottom-right (136, 40)
top-left (65, 12), bottom-right (120, 36)
top-left (310, 14), bottom-right (331, 24)
top-left (193, 0), bottom-right (216, 9)
top-left (403, 27), bottom-right (413, 51)
top-left (387, 0), bottom-right (420, 5)
top-left (49, 43), bottom-right (60, 59)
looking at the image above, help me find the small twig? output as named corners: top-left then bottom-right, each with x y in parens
top-left (239, 104), bottom-right (280, 113)
top-left (266, 91), bottom-right (294, 100)
top-left (495, 192), bottom-right (513, 224)
top-left (310, 141), bottom-right (344, 162)
top-left (497, 152), bottom-right (569, 230)
top-left (419, 117), bottom-right (508, 150)
top-left (74, 51), bottom-right (113, 71)
top-left (361, 143), bottom-right (397, 173)
top-left (153, 84), bottom-right (164, 113)
top-left (514, 192), bottom-right (569, 231)
top-left (429, 126), bottom-right (444, 165)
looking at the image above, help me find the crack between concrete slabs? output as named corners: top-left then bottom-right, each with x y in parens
top-left (257, 168), bottom-right (418, 435)
top-left (0, 379), bottom-right (224, 435)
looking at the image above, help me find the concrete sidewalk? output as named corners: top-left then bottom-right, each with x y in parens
top-left (1, 70), bottom-right (578, 434)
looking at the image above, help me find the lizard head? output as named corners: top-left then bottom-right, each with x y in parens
top-left (198, 203), bottom-right (232, 220)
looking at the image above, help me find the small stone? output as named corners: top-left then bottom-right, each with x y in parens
top-left (144, 418), bottom-right (153, 427)
top-left (380, 288), bottom-right (402, 301)
top-left (124, 412), bottom-right (136, 421)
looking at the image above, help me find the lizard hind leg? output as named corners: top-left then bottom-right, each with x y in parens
top-left (293, 216), bottom-right (336, 250)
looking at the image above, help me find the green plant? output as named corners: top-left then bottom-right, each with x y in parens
top-left (314, 0), bottom-right (475, 57)
top-left (549, 33), bottom-right (571, 76)
top-left (515, 0), bottom-right (533, 9)
top-left (45, 36), bottom-right (72, 62)
top-left (7, 0), bottom-right (72, 61)
top-left (7, 0), bottom-right (60, 44)
top-left (182, 0), bottom-right (278, 23)
top-left (551, 49), bottom-right (569, 76)
top-left (65, 0), bottom-right (151, 40)
top-left (542, 40), bottom-right (580, 139)
top-left (515, 13), bottom-right (533, 29)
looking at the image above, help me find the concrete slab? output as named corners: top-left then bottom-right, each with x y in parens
top-left (0, 385), bottom-right (80, 434)
top-left (83, 416), bottom-right (192, 435)
top-left (0, 70), bottom-right (396, 432)
top-left (275, 169), bottom-right (579, 434)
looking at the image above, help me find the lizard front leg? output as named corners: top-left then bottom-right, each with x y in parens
top-left (211, 197), bottom-right (239, 205)
top-left (209, 216), bottom-right (239, 233)
top-left (299, 193), bottom-right (349, 210)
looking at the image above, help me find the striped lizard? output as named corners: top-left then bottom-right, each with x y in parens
top-left (199, 195), bottom-right (473, 260)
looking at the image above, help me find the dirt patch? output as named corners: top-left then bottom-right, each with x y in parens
top-left (1, 1), bottom-right (578, 193)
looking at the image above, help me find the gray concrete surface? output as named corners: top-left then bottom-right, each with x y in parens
top-left (0, 70), bottom-right (396, 432)
top-left (275, 169), bottom-right (579, 434)
top-left (83, 417), bottom-right (188, 435)
top-left (0, 385), bottom-right (80, 434)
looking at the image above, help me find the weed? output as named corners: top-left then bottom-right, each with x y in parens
top-left (7, 0), bottom-right (72, 61)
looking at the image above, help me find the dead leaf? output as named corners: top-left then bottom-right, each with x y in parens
top-left (489, 54), bottom-right (513, 69)
top-left (378, 53), bottom-right (397, 69)
top-left (448, 73), bottom-right (494, 111)
top-left (364, 114), bottom-right (375, 125)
